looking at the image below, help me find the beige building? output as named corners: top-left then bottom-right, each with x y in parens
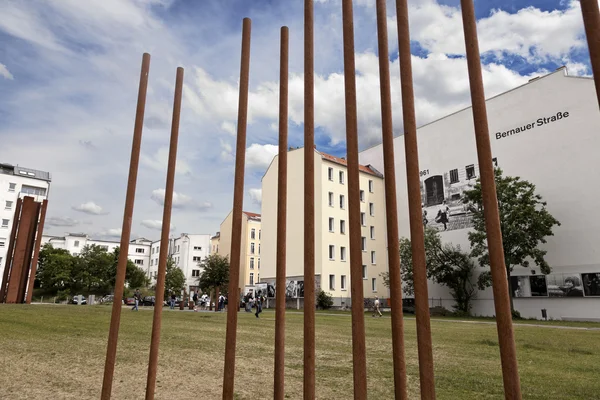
top-left (217, 211), bottom-right (262, 290)
top-left (260, 147), bottom-right (389, 306)
top-left (210, 232), bottom-right (220, 254)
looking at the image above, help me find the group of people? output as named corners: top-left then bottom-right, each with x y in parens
top-left (242, 291), bottom-right (265, 318)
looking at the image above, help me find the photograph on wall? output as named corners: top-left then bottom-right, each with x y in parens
top-left (582, 273), bottom-right (600, 297)
top-left (546, 274), bottom-right (584, 297)
top-left (419, 158), bottom-right (498, 232)
top-left (529, 275), bottom-right (549, 296)
top-left (510, 276), bottom-right (532, 297)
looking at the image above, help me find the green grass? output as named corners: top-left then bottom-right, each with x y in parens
top-left (0, 305), bottom-right (598, 399)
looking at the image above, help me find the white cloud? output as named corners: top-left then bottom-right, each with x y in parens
top-left (0, 63), bottom-right (14, 80)
top-left (141, 220), bottom-right (175, 231)
top-left (103, 228), bottom-right (122, 237)
top-left (46, 216), bottom-right (79, 227)
top-left (141, 147), bottom-right (192, 176)
top-left (72, 201), bottom-right (107, 215)
top-left (249, 188), bottom-right (262, 206)
top-left (150, 188), bottom-right (212, 211)
top-left (246, 144), bottom-right (278, 170)
top-left (220, 121), bottom-right (237, 136)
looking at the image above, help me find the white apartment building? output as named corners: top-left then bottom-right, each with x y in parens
top-left (260, 147), bottom-right (388, 306)
top-left (0, 163), bottom-right (51, 285)
top-left (360, 67), bottom-right (600, 320)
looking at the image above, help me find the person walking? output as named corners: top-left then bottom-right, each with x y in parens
top-left (373, 296), bottom-right (382, 317)
top-left (170, 293), bottom-right (176, 310)
top-left (132, 289), bottom-right (141, 311)
top-left (255, 291), bottom-right (264, 318)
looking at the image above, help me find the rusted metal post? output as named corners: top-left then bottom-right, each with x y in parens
top-left (303, 1), bottom-right (316, 399)
top-left (222, 17), bottom-right (251, 400)
top-left (25, 199), bottom-right (48, 304)
top-left (580, 0), bottom-right (600, 109)
top-left (394, 0), bottom-right (437, 397)
top-left (101, 52), bottom-right (151, 400)
top-left (274, 25), bottom-right (289, 400)
top-left (375, 1), bottom-right (408, 398)
top-left (5, 197), bottom-right (36, 303)
top-left (341, 1), bottom-right (368, 398)
top-left (17, 201), bottom-right (40, 302)
top-left (0, 198), bottom-right (21, 302)
top-left (459, 1), bottom-right (522, 399)
top-left (145, 66), bottom-right (184, 400)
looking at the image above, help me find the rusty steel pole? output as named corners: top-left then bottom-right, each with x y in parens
top-left (145, 66), bottom-right (184, 400)
top-left (0, 198), bottom-right (21, 302)
top-left (395, 0), bottom-right (437, 397)
top-left (222, 17), bottom-right (251, 400)
top-left (274, 26), bottom-right (289, 400)
top-left (25, 199), bottom-right (48, 304)
top-left (341, 1), bottom-right (368, 398)
top-left (375, 0), bottom-right (408, 398)
top-left (303, 1), bottom-right (316, 399)
top-left (460, 1), bottom-right (522, 399)
top-left (580, 0), bottom-right (600, 109)
top-left (101, 52), bottom-right (150, 400)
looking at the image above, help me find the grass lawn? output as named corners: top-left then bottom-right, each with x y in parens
top-left (0, 305), bottom-right (598, 399)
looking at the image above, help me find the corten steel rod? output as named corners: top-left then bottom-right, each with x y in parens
top-left (375, 0), bottom-right (408, 398)
top-left (0, 198), bottom-right (21, 302)
top-left (341, 1), bottom-right (368, 398)
top-left (580, 0), bottom-right (600, 109)
top-left (18, 201), bottom-right (40, 302)
top-left (395, 0), bottom-right (437, 397)
top-left (101, 52), bottom-right (151, 400)
top-left (145, 66), bottom-right (184, 400)
top-left (26, 199), bottom-right (48, 304)
top-left (5, 197), bottom-right (36, 303)
top-left (303, 1), bottom-right (316, 399)
top-left (274, 25), bottom-right (289, 400)
top-left (460, 1), bottom-right (522, 399)
top-left (222, 17), bottom-right (251, 400)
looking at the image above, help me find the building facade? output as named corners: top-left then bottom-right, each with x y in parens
top-left (0, 164), bottom-right (51, 285)
top-left (260, 147), bottom-right (388, 306)
top-left (210, 232), bottom-right (220, 254)
top-left (359, 68), bottom-right (600, 320)
top-left (217, 211), bottom-right (261, 289)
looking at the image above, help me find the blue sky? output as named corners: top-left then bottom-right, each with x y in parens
top-left (0, 0), bottom-right (593, 240)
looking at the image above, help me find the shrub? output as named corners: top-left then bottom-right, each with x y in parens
top-left (316, 290), bottom-right (333, 310)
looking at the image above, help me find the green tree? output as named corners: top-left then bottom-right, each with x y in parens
top-left (36, 244), bottom-right (77, 295)
top-left (381, 228), bottom-right (488, 313)
top-left (316, 290), bottom-right (334, 310)
top-left (126, 264), bottom-right (150, 290)
top-left (74, 245), bottom-right (115, 293)
top-left (197, 254), bottom-right (229, 295)
top-left (463, 168), bottom-right (561, 313)
top-left (164, 256), bottom-right (186, 297)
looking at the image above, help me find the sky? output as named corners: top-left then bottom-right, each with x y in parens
top-left (0, 0), bottom-right (594, 241)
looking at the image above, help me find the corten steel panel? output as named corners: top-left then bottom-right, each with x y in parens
top-left (222, 17), bottom-right (251, 400)
top-left (580, 0), bottom-right (600, 109)
top-left (145, 66), bottom-right (183, 400)
top-left (26, 199), bottom-right (48, 304)
top-left (5, 197), bottom-right (36, 303)
top-left (17, 201), bottom-right (41, 302)
top-left (0, 197), bottom-right (22, 302)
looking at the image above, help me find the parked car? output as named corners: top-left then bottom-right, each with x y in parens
top-left (124, 297), bottom-right (136, 306)
top-left (100, 295), bottom-right (114, 303)
top-left (71, 295), bottom-right (87, 305)
top-left (402, 298), bottom-right (416, 314)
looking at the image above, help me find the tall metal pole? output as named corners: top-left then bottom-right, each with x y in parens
top-left (26, 199), bottom-right (48, 304)
top-left (0, 198), bottom-right (21, 302)
top-left (459, 1), bottom-right (522, 399)
top-left (341, 1), bottom-right (367, 398)
top-left (580, 0), bottom-right (600, 109)
top-left (394, 0), bottom-right (437, 397)
top-left (101, 52), bottom-right (150, 400)
top-left (145, 66), bottom-right (184, 400)
top-left (222, 17), bottom-right (252, 400)
top-left (274, 25), bottom-right (289, 400)
top-left (303, 1), bottom-right (316, 399)
top-left (375, 1), bottom-right (407, 398)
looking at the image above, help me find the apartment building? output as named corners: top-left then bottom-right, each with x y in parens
top-left (210, 232), bottom-right (220, 254)
top-left (0, 163), bottom-right (51, 285)
top-left (260, 147), bottom-right (388, 306)
top-left (217, 211), bottom-right (261, 289)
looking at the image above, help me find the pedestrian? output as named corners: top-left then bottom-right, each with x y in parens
top-left (132, 289), bottom-right (141, 311)
top-left (218, 294), bottom-right (225, 311)
top-left (373, 296), bottom-right (382, 317)
top-left (255, 290), bottom-right (264, 318)
top-left (170, 293), bottom-right (176, 309)
top-left (193, 292), bottom-right (198, 306)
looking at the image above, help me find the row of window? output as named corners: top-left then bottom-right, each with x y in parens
top-left (328, 273), bottom-right (377, 292)
top-left (3, 183), bottom-right (47, 195)
top-left (328, 218), bottom-right (376, 237)
top-left (327, 168), bottom-right (376, 193)
top-left (328, 192), bottom-right (375, 215)
top-left (249, 257), bottom-right (261, 269)
top-left (328, 245), bottom-right (376, 263)
top-left (250, 228), bottom-right (261, 240)
top-left (250, 242), bottom-right (260, 255)
top-left (249, 272), bottom-right (259, 285)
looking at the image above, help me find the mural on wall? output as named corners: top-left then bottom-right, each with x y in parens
top-left (261, 276), bottom-right (319, 298)
top-left (510, 275), bottom-right (548, 297)
top-left (510, 273), bottom-right (593, 298)
top-left (419, 158), bottom-right (499, 232)
top-left (582, 273), bottom-right (600, 297)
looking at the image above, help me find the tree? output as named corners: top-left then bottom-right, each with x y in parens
top-left (36, 244), bottom-right (77, 295)
top-left (316, 290), bottom-right (334, 310)
top-left (126, 264), bottom-right (150, 290)
top-left (463, 168), bottom-right (561, 313)
top-left (74, 245), bottom-right (115, 293)
top-left (381, 228), bottom-right (488, 313)
top-left (164, 256), bottom-right (186, 298)
top-left (197, 254), bottom-right (229, 295)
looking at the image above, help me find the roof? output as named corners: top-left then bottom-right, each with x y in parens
top-left (243, 211), bottom-right (261, 220)
top-left (0, 163), bottom-right (52, 182)
top-left (319, 152), bottom-right (383, 178)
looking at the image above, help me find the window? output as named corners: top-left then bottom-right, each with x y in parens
top-left (135, 259), bottom-right (144, 265)
top-left (466, 164), bottom-right (476, 180)
top-left (21, 185), bottom-right (46, 196)
top-left (192, 270), bottom-right (200, 277)
top-left (193, 256), bottom-right (201, 262)
top-left (368, 180), bottom-right (374, 193)
top-left (250, 243), bottom-right (255, 254)
top-left (329, 274), bottom-right (335, 290)
top-left (258, 244), bottom-right (261, 254)
top-left (361, 237), bottom-right (367, 251)
top-left (362, 265), bottom-right (367, 279)
top-left (369, 203), bottom-right (374, 216)
top-left (371, 251), bottom-right (376, 264)
top-left (359, 190), bottom-right (365, 202)
top-left (258, 258), bottom-right (261, 269)
top-left (5, 201), bottom-right (12, 210)
top-left (341, 275), bottom-right (347, 290)
top-left (8, 183), bottom-right (16, 192)
top-left (155, 247), bottom-right (159, 254)
top-left (136, 248), bottom-right (145, 254)
top-left (328, 167), bottom-right (334, 181)
top-left (372, 278), bottom-right (377, 292)
top-left (150, 259), bottom-right (154, 266)
top-left (250, 257), bottom-right (255, 269)
top-left (100, 245), bottom-right (108, 251)
top-left (360, 213), bottom-right (366, 226)
top-left (370, 226), bottom-right (375, 239)
top-left (1, 219), bottom-right (8, 228)
top-left (177, 245), bottom-right (180, 253)
top-left (328, 192), bottom-right (334, 207)
top-left (194, 246), bottom-right (202, 251)
top-left (449, 168), bottom-right (459, 184)
top-left (259, 230), bottom-right (261, 240)
top-left (74, 240), bottom-right (79, 247)
top-left (339, 195), bottom-right (345, 209)
top-left (328, 217), bottom-right (335, 232)
top-left (340, 220), bottom-right (346, 234)
top-left (251, 228), bottom-right (256, 239)
top-left (329, 245), bottom-right (335, 260)
top-left (249, 273), bottom-right (255, 285)
top-left (0, 240), bottom-right (5, 248)
top-left (152, 248), bottom-right (155, 254)
top-left (339, 170), bottom-right (345, 184)
top-left (340, 247), bottom-right (347, 261)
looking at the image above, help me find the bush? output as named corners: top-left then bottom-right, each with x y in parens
top-left (511, 309), bottom-right (522, 320)
top-left (316, 290), bottom-right (333, 310)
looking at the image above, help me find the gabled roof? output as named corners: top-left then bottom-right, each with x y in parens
top-left (319, 151), bottom-right (383, 178)
top-left (243, 211), bottom-right (261, 221)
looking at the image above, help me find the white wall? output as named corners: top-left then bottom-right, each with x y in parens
top-left (359, 69), bottom-right (600, 320)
